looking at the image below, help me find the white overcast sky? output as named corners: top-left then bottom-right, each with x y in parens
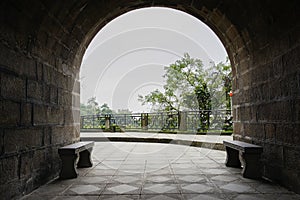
top-left (80, 7), bottom-right (228, 112)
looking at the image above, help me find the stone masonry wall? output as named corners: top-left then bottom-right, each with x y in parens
top-left (0, 1), bottom-right (80, 199)
top-left (0, 42), bottom-right (81, 199)
top-left (0, 0), bottom-right (299, 198)
top-left (230, 1), bottom-right (300, 192)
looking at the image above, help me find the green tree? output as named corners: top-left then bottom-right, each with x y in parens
top-left (138, 53), bottom-right (232, 131)
top-left (80, 97), bottom-right (100, 115)
top-left (87, 97), bottom-right (99, 114)
top-left (205, 59), bottom-right (232, 131)
top-left (80, 98), bottom-right (116, 115)
top-left (99, 103), bottom-right (114, 114)
top-left (206, 59), bottom-right (232, 110)
top-left (80, 103), bottom-right (89, 116)
top-left (139, 53), bottom-right (213, 111)
top-left (138, 89), bottom-right (179, 112)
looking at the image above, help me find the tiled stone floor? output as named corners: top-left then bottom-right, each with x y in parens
top-left (21, 142), bottom-right (300, 200)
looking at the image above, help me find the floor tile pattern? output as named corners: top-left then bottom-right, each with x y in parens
top-left (21, 142), bottom-right (300, 200)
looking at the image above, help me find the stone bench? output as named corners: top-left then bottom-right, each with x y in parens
top-left (223, 140), bottom-right (263, 179)
top-left (58, 141), bottom-right (94, 179)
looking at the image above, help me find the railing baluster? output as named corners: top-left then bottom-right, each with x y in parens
top-left (80, 109), bottom-right (232, 133)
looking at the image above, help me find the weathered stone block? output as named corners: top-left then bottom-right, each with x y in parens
top-left (261, 83), bottom-right (270, 102)
top-left (271, 56), bottom-right (284, 79)
top-left (42, 127), bottom-right (52, 146)
top-left (284, 146), bottom-right (300, 171)
top-left (226, 25), bottom-right (240, 44)
top-left (264, 123), bottom-right (276, 142)
top-left (50, 86), bottom-right (58, 104)
top-left (32, 149), bottom-right (45, 171)
top-left (56, 72), bottom-right (67, 90)
top-left (0, 179), bottom-right (22, 200)
top-left (42, 65), bottom-right (53, 85)
top-left (27, 79), bottom-right (43, 101)
top-left (21, 57), bottom-right (37, 80)
top-left (0, 100), bottom-right (20, 126)
top-left (48, 107), bottom-right (64, 125)
top-left (281, 169), bottom-right (300, 194)
top-left (20, 103), bottom-right (32, 126)
top-left (282, 46), bottom-right (300, 70)
top-left (36, 62), bottom-right (43, 81)
top-left (33, 104), bottom-right (64, 125)
top-left (246, 123), bottom-right (264, 140)
top-left (72, 93), bottom-right (80, 108)
top-left (20, 152), bottom-right (34, 179)
top-left (269, 81), bottom-right (281, 100)
top-left (49, 146), bottom-right (61, 173)
top-left (0, 43), bottom-right (36, 80)
top-left (64, 108), bottom-right (75, 125)
top-left (292, 124), bottom-right (300, 145)
top-left (4, 128), bottom-right (42, 154)
top-left (43, 84), bottom-right (51, 103)
top-left (0, 129), bottom-right (3, 156)
top-left (233, 122), bottom-right (243, 135)
top-left (72, 79), bottom-right (80, 94)
top-left (239, 105), bottom-right (252, 122)
top-left (74, 124), bottom-right (80, 139)
top-left (262, 144), bottom-right (284, 167)
top-left (51, 125), bottom-right (79, 145)
top-left (275, 124), bottom-right (294, 145)
top-left (263, 163), bottom-right (283, 183)
top-left (0, 156), bottom-right (19, 184)
top-left (51, 126), bottom-right (69, 145)
top-left (33, 104), bottom-right (48, 125)
top-left (1, 73), bottom-right (26, 100)
top-left (250, 105), bottom-right (258, 122)
top-left (58, 90), bottom-right (72, 106)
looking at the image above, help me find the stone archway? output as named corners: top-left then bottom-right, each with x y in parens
top-left (0, 1), bottom-right (299, 199)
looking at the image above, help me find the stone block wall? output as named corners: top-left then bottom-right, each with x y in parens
top-left (230, 1), bottom-right (300, 192)
top-left (0, 48), bottom-right (81, 199)
top-left (0, 0), bottom-right (299, 198)
top-left (0, 2), bottom-right (81, 199)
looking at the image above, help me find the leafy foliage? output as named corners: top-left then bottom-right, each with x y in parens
top-left (99, 103), bottom-right (114, 114)
top-left (80, 97), bottom-right (115, 115)
top-left (138, 53), bottom-right (232, 112)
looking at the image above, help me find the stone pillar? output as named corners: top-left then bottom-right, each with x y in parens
top-left (179, 111), bottom-right (187, 131)
top-left (105, 115), bottom-right (110, 130)
top-left (141, 113), bottom-right (148, 130)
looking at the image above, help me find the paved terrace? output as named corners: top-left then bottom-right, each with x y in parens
top-left (80, 132), bottom-right (234, 150)
top-left (21, 133), bottom-right (300, 200)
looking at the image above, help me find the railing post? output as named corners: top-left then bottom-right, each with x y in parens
top-left (80, 110), bottom-right (232, 133)
top-left (207, 110), bottom-right (211, 130)
top-left (179, 111), bottom-right (187, 131)
top-left (141, 113), bottom-right (148, 130)
top-left (124, 114), bottom-right (127, 128)
top-left (92, 115), bottom-right (95, 128)
top-left (80, 116), bottom-right (84, 129)
top-left (105, 115), bottom-right (110, 130)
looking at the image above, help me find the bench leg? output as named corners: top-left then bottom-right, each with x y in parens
top-left (239, 152), bottom-right (262, 179)
top-left (59, 153), bottom-right (78, 179)
top-left (225, 147), bottom-right (241, 167)
top-left (77, 148), bottom-right (93, 168)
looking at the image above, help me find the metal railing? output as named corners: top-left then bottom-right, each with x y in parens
top-left (80, 110), bottom-right (233, 133)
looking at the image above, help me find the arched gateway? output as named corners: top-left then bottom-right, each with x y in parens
top-left (0, 1), bottom-right (299, 199)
